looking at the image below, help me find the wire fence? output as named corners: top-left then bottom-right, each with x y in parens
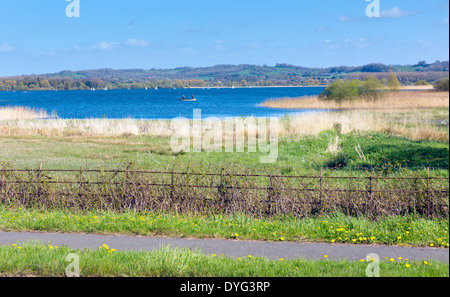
top-left (0, 164), bottom-right (448, 219)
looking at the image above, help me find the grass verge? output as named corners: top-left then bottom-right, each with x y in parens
top-left (1, 242), bottom-right (448, 277)
top-left (1, 206), bottom-right (448, 248)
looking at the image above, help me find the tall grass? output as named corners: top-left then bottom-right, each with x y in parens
top-left (0, 106), bottom-right (53, 120)
top-left (1, 109), bottom-right (448, 142)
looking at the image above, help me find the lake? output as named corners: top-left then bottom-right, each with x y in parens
top-left (0, 87), bottom-right (325, 120)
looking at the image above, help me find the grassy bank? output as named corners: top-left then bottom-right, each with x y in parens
top-left (1, 207), bottom-right (448, 248)
top-left (1, 242), bottom-right (447, 277)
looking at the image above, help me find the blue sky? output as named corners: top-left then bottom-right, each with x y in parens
top-left (0, 0), bottom-right (448, 76)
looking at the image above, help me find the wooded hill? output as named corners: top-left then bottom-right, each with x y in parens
top-left (1, 61), bottom-right (448, 91)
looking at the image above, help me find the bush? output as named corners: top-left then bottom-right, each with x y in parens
top-left (361, 76), bottom-right (385, 101)
top-left (319, 80), bottom-right (362, 103)
top-left (434, 77), bottom-right (449, 91)
top-left (319, 77), bottom-right (386, 103)
top-left (414, 80), bottom-right (430, 86)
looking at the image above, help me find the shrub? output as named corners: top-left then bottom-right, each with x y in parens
top-left (414, 80), bottom-right (430, 86)
top-left (319, 80), bottom-right (362, 103)
top-left (361, 76), bottom-right (385, 101)
top-left (434, 77), bottom-right (449, 91)
top-left (387, 70), bottom-right (401, 92)
top-left (319, 77), bottom-right (386, 103)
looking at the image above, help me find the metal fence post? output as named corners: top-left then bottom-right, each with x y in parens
top-left (427, 167), bottom-right (431, 218)
top-left (267, 175), bottom-right (274, 216)
top-left (1, 167), bottom-right (4, 201)
top-left (79, 168), bottom-right (83, 198)
top-left (37, 161), bottom-right (43, 200)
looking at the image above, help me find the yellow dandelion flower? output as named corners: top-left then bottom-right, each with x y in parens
top-left (324, 255), bottom-right (328, 258)
top-left (390, 258), bottom-right (395, 262)
top-left (405, 264), bottom-right (411, 268)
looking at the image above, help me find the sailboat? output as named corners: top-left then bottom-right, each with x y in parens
top-left (232, 85), bottom-right (235, 89)
top-left (155, 86), bottom-right (158, 90)
top-left (103, 86), bottom-right (108, 91)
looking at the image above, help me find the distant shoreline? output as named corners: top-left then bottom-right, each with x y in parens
top-left (0, 85), bottom-right (326, 92)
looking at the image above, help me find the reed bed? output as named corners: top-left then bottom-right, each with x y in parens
top-left (1, 109), bottom-right (448, 142)
top-left (261, 91), bottom-right (449, 110)
top-left (0, 106), bottom-right (53, 120)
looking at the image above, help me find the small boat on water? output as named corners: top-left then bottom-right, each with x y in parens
top-left (179, 96), bottom-right (196, 102)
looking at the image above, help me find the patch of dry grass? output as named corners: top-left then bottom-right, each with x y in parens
top-left (0, 106), bottom-right (52, 120)
top-left (261, 91), bottom-right (449, 110)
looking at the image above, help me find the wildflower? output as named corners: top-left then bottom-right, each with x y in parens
top-left (360, 259), bottom-right (365, 262)
top-left (280, 237), bottom-right (285, 241)
top-left (398, 257), bottom-right (402, 260)
top-left (390, 258), bottom-right (395, 262)
top-left (405, 264), bottom-right (411, 268)
top-left (212, 254), bottom-right (216, 257)
top-left (324, 255), bottom-right (328, 258)
top-left (279, 258), bottom-right (284, 261)
top-left (248, 255), bottom-right (253, 258)
top-left (424, 261), bottom-right (428, 265)
top-left (430, 244), bottom-right (434, 247)
top-left (331, 240), bottom-right (335, 243)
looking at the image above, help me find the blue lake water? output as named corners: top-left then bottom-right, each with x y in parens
top-left (0, 87), bottom-right (325, 120)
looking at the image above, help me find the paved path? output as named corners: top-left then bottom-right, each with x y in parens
top-left (0, 231), bottom-right (448, 262)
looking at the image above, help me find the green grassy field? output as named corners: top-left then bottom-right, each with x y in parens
top-left (1, 129), bottom-right (448, 174)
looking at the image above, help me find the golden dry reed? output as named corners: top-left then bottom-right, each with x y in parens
top-left (0, 106), bottom-right (51, 120)
top-left (261, 91), bottom-right (449, 110)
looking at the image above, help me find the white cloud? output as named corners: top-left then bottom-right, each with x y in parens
top-left (0, 43), bottom-right (14, 53)
top-left (125, 38), bottom-right (150, 47)
top-left (94, 41), bottom-right (120, 50)
top-left (338, 14), bottom-right (351, 22)
top-left (380, 7), bottom-right (417, 18)
top-left (213, 40), bottom-right (228, 51)
top-left (315, 26), bottom-right (332, 33)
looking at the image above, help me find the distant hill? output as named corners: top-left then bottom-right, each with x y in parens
top-left (1, 61), bottom-right (448, 91)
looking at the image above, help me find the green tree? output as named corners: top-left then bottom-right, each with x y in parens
top-left (434, 77), bottom-right (449, 91)
top-left (361, 76), bottom-right (385, 101)
top-left (387, 70), bottom-right (401, 92)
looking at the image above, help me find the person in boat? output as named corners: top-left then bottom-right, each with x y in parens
top-left (191, 95), bottom-right (195, 99)
top-left (182, 95), bottom-right (185, 99)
